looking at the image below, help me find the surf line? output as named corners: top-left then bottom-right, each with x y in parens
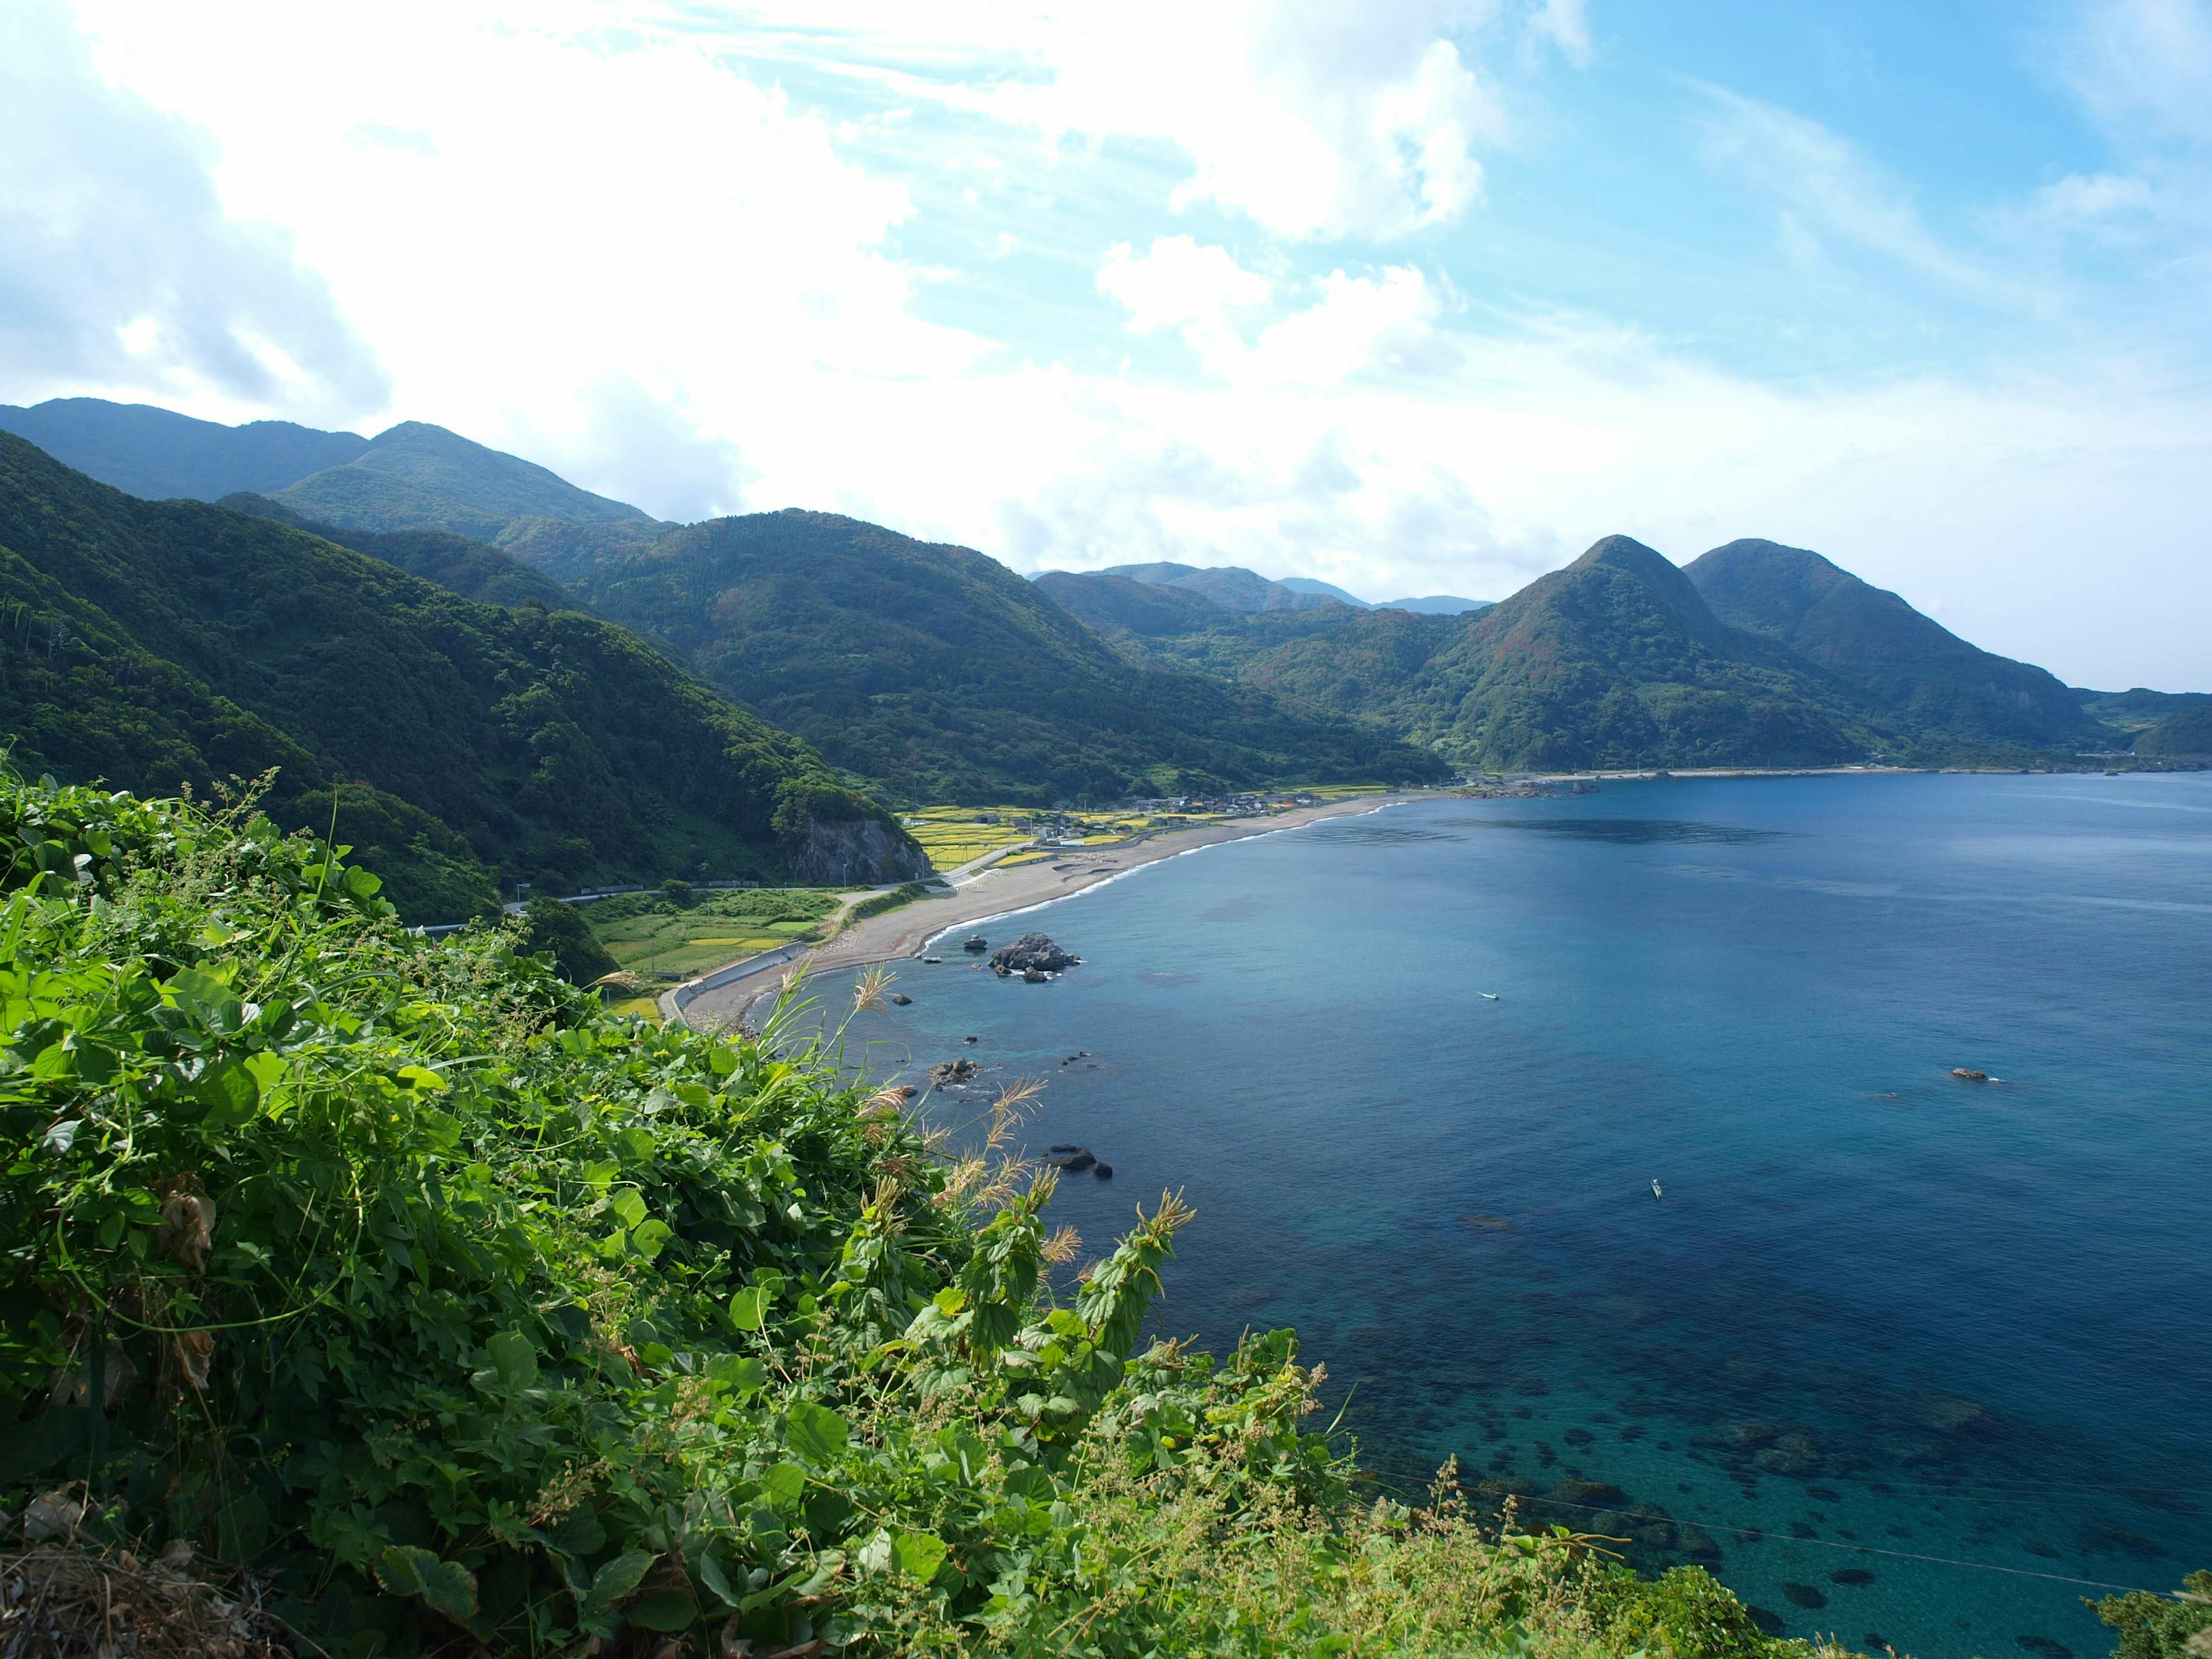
top-left (915, 797), bottom-right (1416, 955)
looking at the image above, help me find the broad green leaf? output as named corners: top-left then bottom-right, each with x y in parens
top-left (609, 1188), bottom-right (647, 1229)
top-left (396, 1064), bottom-right (446, 1092)
top-left (166, 966), bottom-right (241, 1032)
top-left (892, 1531), bottom-right (948, 1582)
top-left (629, 1218), bottom-right (672, 1260)
top-left (343, 865), bottom-right (382, 898)
top-left (784, 1400), bottom-right (847, 1466)
top-left (705, 1354), bottom-right (767, 1398)
top-left (194, 1056), bottom-right (262, 1127)
top-left (728, 1286), bottom-right (770, 1331)
top-left (584, 1548), bottom-right (654, 1612)
top-left (697, 1552), bottom-right (740, 1608)
top-left (484, 1330), bottom-right (538, 1389)
top-left (760, 1462), bottom-right (806, 1507)
top-left (376, 1545), bottom-right (479, 1620)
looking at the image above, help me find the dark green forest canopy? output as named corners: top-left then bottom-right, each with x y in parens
top-left (553, 509), bottom-right (1450, 804)
top-left (1684, 539), bottom-right (2101, 750)
top-left (220, 493), bottom-right (580, 612)
top-left (0, 435), bottom-right (922, 919)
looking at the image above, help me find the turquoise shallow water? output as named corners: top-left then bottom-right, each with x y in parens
top-left (831, 774), bottom-right (2212, 1657)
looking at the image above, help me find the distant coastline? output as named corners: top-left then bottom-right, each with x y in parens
top-left (671, 791), bottom-right (1421, 1032)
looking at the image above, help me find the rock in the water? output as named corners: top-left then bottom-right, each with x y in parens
top-left (1093, 1163), bottom-right (1113, 1179)
top-left (990, 932), bottom-right (1081, 974)
top-left (1022, 967), bottom-right (1048, 983)
top-left (927, 1058), bottom-right (980, 1086)
top-left (1049, 1143), bottom-right (1081, 1153)
top-left (889, 993), bottom-right (912, 1005)
top-left (963, 1035), bottom-right (979, 1044)
top-left (963, 935), bottom-right (989, 952)
top-left (1048, 1149), bottom-right (1096, 1172)
top-left (1953, 1067), bottom-right (1988, 1081)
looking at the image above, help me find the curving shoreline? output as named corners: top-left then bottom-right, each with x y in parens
top-left (671, 791), bottom-right (1421, 1032)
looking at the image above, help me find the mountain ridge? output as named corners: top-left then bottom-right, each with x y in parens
top-left (0, 434), bottom-right (922, 918)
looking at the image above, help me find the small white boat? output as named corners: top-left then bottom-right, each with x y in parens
top-left (1480, 992), bottom-right (1500, 1001)
top-left (1650, 1179), bottom-right (1664, 1200)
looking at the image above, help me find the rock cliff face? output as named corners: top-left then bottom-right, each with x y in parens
top-left (789, 816), bottom-right (933, 885)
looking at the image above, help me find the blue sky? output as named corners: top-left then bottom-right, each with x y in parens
top-left (3, 0), bottom-right (2208, 686)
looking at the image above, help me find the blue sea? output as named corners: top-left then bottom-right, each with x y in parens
top-left (830, 774), bottom-right (2212, 1657)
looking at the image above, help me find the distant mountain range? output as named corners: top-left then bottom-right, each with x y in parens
top-left (0, 430), bottom-right (923, 920)
top-left (1, 396), bottom-right (2204, 844)
top-left (1076, 560), bottom-right (1490, 616)
top-left (549, 512), bottom-right (1448, 804)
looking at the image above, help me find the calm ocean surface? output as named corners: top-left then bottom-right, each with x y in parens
top-left (830, 774), bottom-right (2211, 1657)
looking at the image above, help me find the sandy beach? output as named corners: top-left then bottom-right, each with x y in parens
top-left (672, 791), bottom-right (1419, 1032)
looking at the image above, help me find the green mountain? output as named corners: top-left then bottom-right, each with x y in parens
top-left (556, 510), bottom-right (1450, 804)
top-left (2073, 685), bottom-right (2210, 736)
top-left (1392, 535), bottom-right (1876, 770)
top-left (1098, 560), bottom-right (1347, 613)
top-left (2135, 704), bottom-right (2212, 756)
top-left (220, 491), bottom-right (578, 611)
top-left (0, 433), bottom-right (923, 918)
top-left (270, 419), bottom-right (664, 546)
top-left (0, 396), bottom-right (368, 499)
top-left (1685, 539), bottom-right (2100, 750)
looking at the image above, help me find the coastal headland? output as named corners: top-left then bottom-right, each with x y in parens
top-left (671, 791), bottom-right (1421, 1032)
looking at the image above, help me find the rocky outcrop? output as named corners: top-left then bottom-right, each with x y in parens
top-left (990, 933), bottom-right (1081, 975)
top-left (926, 1058), bottom-right (979, 1086)
top-left (788, 815), bottom-right (933, 885)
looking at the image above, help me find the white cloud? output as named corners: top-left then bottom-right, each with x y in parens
top-left (1528, 0), bottom-right (1593, 67)
top-left (1097, 236), bottom-right (1272, 369)
top-left (702, 0), bottom-right (1513, 241)
top-left (0, 1), bottom-right (386, 421)
top-left (2031, 171), bottom-right (2157, 220)
top-left (1100, 239), bottom-right (1444, 386)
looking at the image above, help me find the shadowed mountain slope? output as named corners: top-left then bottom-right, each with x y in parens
top-left (0, 397), bottom-right (368, 500)
top-left (560, 510), bottom-right (1449, 804)
top-left (1687, 538), bottom-right (2100, 749)
top-left (0, 434), bottom-right (921, 918)
top-left (2135, 705), bottom-right (2212, 756)
top-left (220, 491), bottom-right (578, 611)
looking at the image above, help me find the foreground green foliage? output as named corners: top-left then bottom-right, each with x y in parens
top-left (2092, 1571), bottom-right (2212, 1659)
top-left (1, 771), bottom-right (1832, 1657)
top-left (0, 434), bottom-right (921, 919)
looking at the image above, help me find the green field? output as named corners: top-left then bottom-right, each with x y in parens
top-left (580, 886), bottom-right (843, 981)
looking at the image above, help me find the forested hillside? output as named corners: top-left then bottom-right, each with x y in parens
top-left (1393, 536), bottom-right (1877, 770)
top-left (221, 491), bottom-right (579, 611)
top-left (558, 509), bottom-right (1450, 804)
top-left (1685, 539), bottom-right (2100, 749)
top-left (0, 435), bottom-right (922, 918)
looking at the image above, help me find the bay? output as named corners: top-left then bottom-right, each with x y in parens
top-left (827, 772), bottom-right (2212, 1657)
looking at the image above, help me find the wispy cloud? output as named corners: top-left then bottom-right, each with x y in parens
top-left (1692, 82), bottom-right (2034, 306)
